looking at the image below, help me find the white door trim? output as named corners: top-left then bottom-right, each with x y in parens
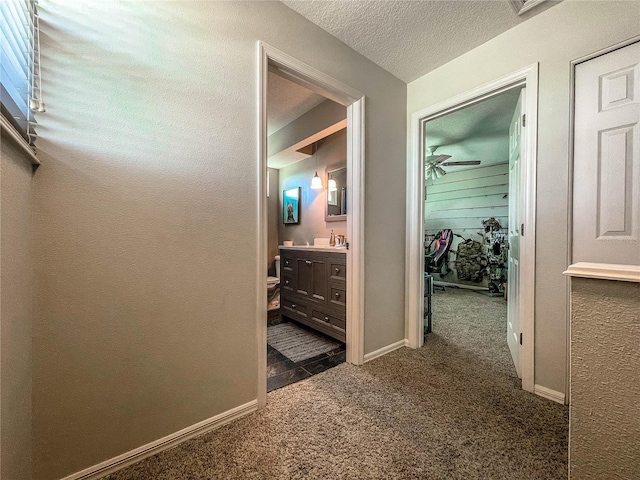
top-left (405, 64), bottom-right (539, 393)
top-left (257, 42), bottom-right (366, 406)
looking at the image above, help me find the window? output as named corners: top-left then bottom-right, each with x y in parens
top-left (0, 0), bottom-right (44, 149)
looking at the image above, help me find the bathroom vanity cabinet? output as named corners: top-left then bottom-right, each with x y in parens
top-left (279, 247), bottom-right (347, 342)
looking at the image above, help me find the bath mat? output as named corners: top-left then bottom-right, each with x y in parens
top-left (267, 322), bottom-right (341, 363)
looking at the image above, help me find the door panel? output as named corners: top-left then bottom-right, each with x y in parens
top-left (573, 42), bottom-right (640, 265)
top-left (310, 258), bottom-right (327, 303)
top-left (296, 258), bottom-right (312, 298)
top-left (507, 88), bottom-right (524, 378)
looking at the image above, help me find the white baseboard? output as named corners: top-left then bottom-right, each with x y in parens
top-left (363, 339), bottom-right (406, 363)
top-left (61, 400), bottom-right (258, 480)
top-left (433, 281), bottom-right (489, 291)
top-left (534, 384), bottom-right (566, 404)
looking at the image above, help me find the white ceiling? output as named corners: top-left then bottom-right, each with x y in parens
top-left (424, 87), bottom-right (522, 169)
top-left (282, 0), bottom-right (558, 83)
top-left (426, 87), bottom-right (522, 147)
top-left (267, 71), bottom-right (326, 136)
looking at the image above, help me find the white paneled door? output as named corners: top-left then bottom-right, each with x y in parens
top-left (574, 42), bottom-right (640, 265)
top-left (507, 88), bottom-right (524, 378)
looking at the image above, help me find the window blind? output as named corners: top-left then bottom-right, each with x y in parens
top-left (0, 0), bottom-right (44, 147)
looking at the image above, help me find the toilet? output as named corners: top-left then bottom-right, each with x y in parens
top-left (267, 254), bottom-right (280, 289)
top-left (267, 255), bottom-right (280, 311)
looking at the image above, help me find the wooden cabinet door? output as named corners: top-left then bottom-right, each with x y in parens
top-left (310, 257), bottom-right (327, 303)
top-left (296, 257), bottom-right (312, 298)
top-left (295, 254), bottom-right (327, 304)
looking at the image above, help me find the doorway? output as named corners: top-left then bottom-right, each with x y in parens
top-left (422, 86), bottom-right (523, 380)
top-left (406, 65), bottom-right (538, 393)
top-left (257, 43), bottom-right (366, 405)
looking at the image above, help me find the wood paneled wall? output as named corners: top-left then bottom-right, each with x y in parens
top-left (425, 162), bottom-right (509, 287)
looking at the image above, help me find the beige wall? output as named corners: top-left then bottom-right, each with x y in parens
top-left (267, 167), bottom-right (280, 276)
top-left (1, 137), bottom-right (34, 480)
top-left (278, 129), bottom-right (347, 247)
top-left (407, 0), bottom-right (640, 395)
top-left (570, 277), bottom-right (639, 479)
top-left (33, 1), bottom-right (406, 478)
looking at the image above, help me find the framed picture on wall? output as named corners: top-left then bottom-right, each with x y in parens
top-left (283, 187), bottom-right (300, 225)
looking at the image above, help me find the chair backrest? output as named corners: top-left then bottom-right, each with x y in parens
top-left (427, 229), bottom-right (453, 272)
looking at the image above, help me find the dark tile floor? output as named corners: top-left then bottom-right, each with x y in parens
top-left (267, 325), bottom-right (346, 392)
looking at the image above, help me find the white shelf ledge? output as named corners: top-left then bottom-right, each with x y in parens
top-left (563, 262), bottom-right (640, 283)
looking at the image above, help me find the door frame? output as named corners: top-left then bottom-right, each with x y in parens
top-left (405, 64), bottom-right (539, 393)
top-left (257, 42), bottom-right (366, 406)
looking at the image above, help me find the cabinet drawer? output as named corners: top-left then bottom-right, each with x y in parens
top-left (311, 309), bottom-right (346, 332)
top-left (281, 253), bottom-right (295, 274)
top-left (281, 274), bottom-right (295, 294)
top-left (328, 258), bottom-right (346, 283)
top-left (329, 286), bottom-right (346, 310)
top-left (281, 297), bottom-right (308, 320)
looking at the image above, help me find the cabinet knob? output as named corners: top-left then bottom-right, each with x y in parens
top-left (291, 303), bottom-right (296, 309)
top-left (306, 260), bottom-right (312, 266)
top-left (335, 267), bottom-right (340, 274)
top-left (285, 279), bottom-right (290, 285)
top-left (335, 292), bottom-right (340, 299)
top-left (324, 316), bottom-right (329, 322)
top-left (285, 260), bottom-right (289, 266)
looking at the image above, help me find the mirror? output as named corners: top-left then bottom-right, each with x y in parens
top-left (325, 167), bottom-right (346, 222)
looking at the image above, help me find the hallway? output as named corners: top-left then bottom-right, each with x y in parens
top-left (106, 290), bottom-right (568, 479)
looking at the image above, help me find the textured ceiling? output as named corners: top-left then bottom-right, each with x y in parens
top-left (282, 1), bottom-right (557, 82)
top-left (424, 87), bottom-right (522, 168)
top-left (267, 71), bottom-right (326, 135)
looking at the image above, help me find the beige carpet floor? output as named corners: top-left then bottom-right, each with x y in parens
top-left (106, 289), bottom-right (568, 479)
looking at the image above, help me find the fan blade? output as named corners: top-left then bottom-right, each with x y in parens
top-left (441, 160), bottom-right (481, 166)
top-left (432, 154), bottom-right (452, 164)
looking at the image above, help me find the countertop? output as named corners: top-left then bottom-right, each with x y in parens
top-left (279, 245), bottom-right (347, 253)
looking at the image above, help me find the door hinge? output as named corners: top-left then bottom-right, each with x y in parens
top-left (519, 333), bottom-right (523, 345)
top-left (522, 114), bottom-right (526, 127)
top-left (520, 223), bottom-right (525, 236)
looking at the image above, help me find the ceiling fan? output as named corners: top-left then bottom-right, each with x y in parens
top-left (425, 146), bottom-right (481, 180)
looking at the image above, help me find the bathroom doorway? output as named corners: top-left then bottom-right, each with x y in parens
top-left (257, 43), bottom-right (366, 404)
top-left (265, 72), bottom-right (348, 390)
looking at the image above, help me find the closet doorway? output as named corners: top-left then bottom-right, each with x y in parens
top-left (406, 65), bottom-right (538, 393)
